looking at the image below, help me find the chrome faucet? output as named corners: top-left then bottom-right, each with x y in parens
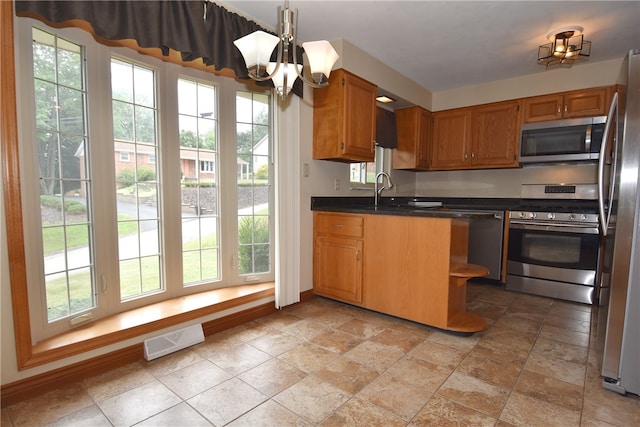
top-left (374, 171), bottom-right (393, 207)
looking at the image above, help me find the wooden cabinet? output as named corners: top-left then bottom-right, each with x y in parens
top-left (430, 108), bottom-right (472, 170)
top-left (313, 211), bottom-right (486, 333)
top-left (392, 106), bottom-right (432, 170)
top-left (313, 69), bottom-right (377, 162)
top-left (523, 87), bottom-right (610, 123)
top-left (431, 100), bottom-right (520, 170)
top-left (313, 212), bottom-right (364, 304)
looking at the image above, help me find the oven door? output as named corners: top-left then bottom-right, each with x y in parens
top-left (507, 222), bottom-right (600, 285)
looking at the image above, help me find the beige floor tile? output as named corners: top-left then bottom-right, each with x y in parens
top-left (343, 340), bottom-right (405, 373)
top-left (83, 361), bottom-right (155, 402)
top-left (310, 328), bottom-right (363, 354)
top-left (8, 383), bottom-right (93, 427)
top-left (136, 402), bottom-right (212, 426)
top-left (514, 370), bottom-right (584, 411)
top-left (494, 312), bottom-right (545, 334)
top-left (479, 325), bottom-right (538, 353)
top-left (248, 330), bottom-right (304, 356)
top-left (319, 397), bottom-right (405, 427)
top-left (256, 311), bottom-right (304, 330)
top-left (187, 377), bottom-right (267, 426)
top-left (45, 404), bottom-right (112, 427)
top-left (337, 318), bottom-right (387, 339)
top-left (581, 379), bottom-right (640, 426)
top-left (531, 336), bottom-right (589, 364)
top-left (208, 342), bottom-right (272, 375)
top-left (424, 329), bottom-right (482, 352)
top-left (524, 352), bottom-right (586, 387)
top-left (98, 380), bottom-right (182, 426)
top-left (192, 330), bottom-right (244, 358)
top-left (437, 372), bottom-right (510, 418)
top-left (159, 359), bottom-right (233, 399)
top-left (549, 302), bottom-right (592, 321)
top-left (227, 399), bottom-right (310, 427)
top-left (409, 394), bottom-right (497, 426)
top-left (466, 299), bottom-right (508, 324)
top-left (456, 347), bottom-right (524, 388)
top-left (539, 323), bottom-right (590, 347)
top-left (1, 408), bottom-right (14, 427)
top-left (282, 318), bottom-right (331, 341)
top-left (545, 313), bottom-right (591, 334)
top-left (225, 320), bottom-right (275, 342)
top-left (273, 375), bottom-right (351, 424)
top-left (500, 391), bottom-right (581, 426)
top-left (409, 341), bottom-right (467, 370)
top-left (144, 348), bottom-right (204, 377)
top-left (308, 310), bottom-right (356, 329)
top-left (237, 358), bottom-right (306, 397)
top-left (277, 342), bottom-right (339, 373)
top-left (357, 373), bottom-right (433, 421)
top-left (315, 356), bottom-right (380, 394)
top-left (369, 328), bottom-right (425, 353)
top-left (384, 355), bottom-right (452, 392)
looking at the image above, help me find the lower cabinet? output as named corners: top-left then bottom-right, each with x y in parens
top-left (313, 211), bottom-right (486, 332)
top-left (313, 212), bottom-right (364, 304)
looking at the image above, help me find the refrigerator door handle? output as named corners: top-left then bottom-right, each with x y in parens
top-left (598, 92), bottom-right (618, 236)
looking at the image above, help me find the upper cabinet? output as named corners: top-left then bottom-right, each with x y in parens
top-left (313, 69), bottom-right (377, 162)
top-left (393, 106), bottom-right (431, 170)
top-left (431, 100), bottom-right (520, 170)
top-left (523, 87), bottom-right (610, 123)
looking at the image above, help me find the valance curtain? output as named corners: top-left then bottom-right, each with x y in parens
top-left (14, 0), bottom-right (304, 97)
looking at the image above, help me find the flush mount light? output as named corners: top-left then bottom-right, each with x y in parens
top-left (233, 1), bottom-right (339, 100)
top-left (538, 25), bottom-right (592, 68)
top-left (376, 95), bottom-right (396, 104)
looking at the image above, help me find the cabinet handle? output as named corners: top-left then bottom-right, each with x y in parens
top-left (464, 152), bottom-right (468, 160)
top-left (557, 106), bottom-right (561, 114)
top-left (355, 249), bottom-right (361, 261)
top-left (564, 105), bottom-right (568, 113)
top-left (333, 223), bottom-right (344, 228)
top-left (471, 152), bottom-right (476, 159)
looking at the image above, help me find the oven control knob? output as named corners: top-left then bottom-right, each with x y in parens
top-left (569, 214), bottom-right (576, 220)
top-left (519, 212), bottom-right (525, 219)
top-left (547, 213), bottom-right (556, 220)
top-left (529, 212), bottom-right (537, 219)
top-left (581, 214), bottom-right (588, 221)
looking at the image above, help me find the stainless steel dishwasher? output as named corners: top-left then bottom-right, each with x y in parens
top-left (467, 211), bottom-right (505, 282)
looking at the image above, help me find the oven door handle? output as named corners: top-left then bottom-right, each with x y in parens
top-left (509, 222), bottom-right (600, 234)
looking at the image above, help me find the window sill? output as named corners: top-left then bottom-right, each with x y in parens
top-left (25, 282), bottom-right (275, 369)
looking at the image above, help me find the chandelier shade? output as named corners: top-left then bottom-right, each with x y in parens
top-left (233, 1), bottom-right (339, 99)
top-left (538, 26), bottom-right (591, 68)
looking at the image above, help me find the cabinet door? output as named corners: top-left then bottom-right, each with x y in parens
top-left (523, 94), bottom-right (563, 123)
top-left (471, 100), bottom-right (520, 168)
top-left (431, 109), bottom-right (472, 170)
top-left (341, 72), bottom-right (377, 160)
top-left (563, 88), bottom-right (608, 118)
top-left (313, 236), bottom-right (363, 303)
top-left (393, 106), bottom-right (431, 170)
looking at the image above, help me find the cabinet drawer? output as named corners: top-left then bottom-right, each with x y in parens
top-left (314, 212), bottom-right (363, 238)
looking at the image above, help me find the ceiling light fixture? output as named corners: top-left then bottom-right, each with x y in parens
top-left (376, 95), bottom-right (396, 104)
top-left (538, 25), bottom-right (591, 68)
top-left (233, 1), bottom-right (339, 100)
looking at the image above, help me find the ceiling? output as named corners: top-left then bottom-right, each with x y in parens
top-left (220, 1), bottom-right (640, 93)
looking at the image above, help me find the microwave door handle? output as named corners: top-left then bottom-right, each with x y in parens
top-left (598, 91), bottom-right (618, 236)
top-left (585, 124), bottom-right (592, 153)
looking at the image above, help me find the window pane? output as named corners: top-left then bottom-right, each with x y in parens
top-left (236, 91), bottom-right (271, 275)
top-left (178, 78), bottom-right (220, 285)
top-left (111, 58), bottom-right (161, 300)
top-left (32, 28), bottom-right (95, 322)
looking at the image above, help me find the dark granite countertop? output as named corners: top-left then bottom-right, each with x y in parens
top-left (310, 196), bottom-right (516, 219)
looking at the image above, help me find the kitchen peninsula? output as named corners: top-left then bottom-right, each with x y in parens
top-left (311, 197), bottom-right (491, 333)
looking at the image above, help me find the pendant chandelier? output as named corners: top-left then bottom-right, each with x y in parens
top-left (233, 1), bottom-right (339, 100)
top-left (538, 26), bottom-right (591, 68)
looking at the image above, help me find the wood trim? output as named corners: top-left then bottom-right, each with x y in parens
top-left (2, 0), bottom-right (34, 370)
top-left (1, 299), bottom-right (283, 408)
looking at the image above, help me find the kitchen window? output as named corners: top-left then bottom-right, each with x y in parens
top-left (349, 146), bottom-right (392, 188)
top-left (17, 21), bottom-right (274, 341)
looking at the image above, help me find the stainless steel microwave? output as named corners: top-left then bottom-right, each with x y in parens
top-left (519, 116), bottom-right (607, 164)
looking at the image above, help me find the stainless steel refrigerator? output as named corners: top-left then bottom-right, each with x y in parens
top-left (596, 49), bottom-right (640, 396)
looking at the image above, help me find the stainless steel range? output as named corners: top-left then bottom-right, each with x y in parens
top-left (506, 184), bottom-right (601, 304)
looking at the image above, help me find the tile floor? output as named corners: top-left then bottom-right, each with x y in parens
top-left (3, 282), bottom-right (640, 426)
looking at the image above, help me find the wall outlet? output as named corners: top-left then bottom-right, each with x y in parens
top-left (302, 163), bottom-right (309, 177)
top-left (334, 179), bottom-right (340, 191)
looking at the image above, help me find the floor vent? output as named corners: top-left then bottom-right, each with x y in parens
top-left (143, 324), bottom-right (204, 361)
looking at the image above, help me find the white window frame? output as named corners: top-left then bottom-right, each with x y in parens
top-left (15, 18), bottom-right (275, 341)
